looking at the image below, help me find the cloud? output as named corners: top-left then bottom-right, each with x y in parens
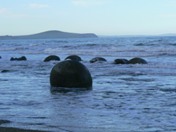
top-left (163, 0), bottom-right (176, 8)
top-left (0, 8), bottom-right (8, 14)
top-left (160, 13), bottom-right (176, 18)
top-left (167, 0), bottom-right (176, 6)
top-left (72, 0), bottom-right (108, 7)
top-left (0, 8), bottom-right (27, 18)
top-left (29, 3), bottom-right (49, 9)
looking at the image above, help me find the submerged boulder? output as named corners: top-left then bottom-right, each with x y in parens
top-left (10, 56), bottom-right (27, 61)
top-left (128, 57), bottom-right (147, 64)
top-left (50, 60), bottom-right (92, 89)
top-left (1, 70), bottom-right (10, 73)
top-left (65, 55), bottom-right (82, 61)
top-left (0, 119), bottom-right (11, 125)
top-left (90, 57), bottom-right (107, 63)
top-left (44, 55), bottom-right (60, 62)
top-left (114, 59), bottom-right (129, 64)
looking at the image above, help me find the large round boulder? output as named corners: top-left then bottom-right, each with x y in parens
top-left (114, 59), bottom-right (129, 64)
top-left (50, 60), bottom-right (92, 89)
top-left (128, 57), bottom-right (147, 64)
top-left (65, 55), bottom-right (82, 61)
top-left (90, 57), bottom-right (107, 63)
top-left (44, 55), bottom-right (60, 62)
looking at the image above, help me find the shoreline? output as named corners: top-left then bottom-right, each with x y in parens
top-left (0, 127), bottom-right (46, 132)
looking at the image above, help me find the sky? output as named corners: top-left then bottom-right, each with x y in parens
top-left (0, 0), bottom-right (176, 36)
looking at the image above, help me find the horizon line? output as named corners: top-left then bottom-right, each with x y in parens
top-left (0, 30), bottom-right (176, 37)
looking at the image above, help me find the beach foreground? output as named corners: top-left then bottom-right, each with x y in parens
top-left (0, 127), bottom-right (46, 132)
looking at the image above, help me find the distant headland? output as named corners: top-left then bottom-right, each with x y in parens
top-left (0, 30), bottom-right (98, 40)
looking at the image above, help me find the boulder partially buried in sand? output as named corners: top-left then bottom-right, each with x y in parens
top-left (65, 55), bottom-right (82, 61)
top-left (50, 60), bottom-right (92, 89)
top-left (44, 55), bottom-right (60, 62)
top-left (128, 57), bottom-right (147, 64)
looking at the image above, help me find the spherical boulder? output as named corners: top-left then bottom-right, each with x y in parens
top-left (128, 57), bottom-right (147, 64)
top-left (10, 56), bottom-right (27, 61)
top-left (90, 57), bottom-right (107, 63)
top-left (114, 59), bottom-right (129, 64)
top-left (65, 55), bottom-right (82, 61)
top-left (50, 60), bottom-right (92, 89)
top-left (44, 55), bottom-right (60, 62)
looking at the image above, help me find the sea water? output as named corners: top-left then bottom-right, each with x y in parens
top-left (0, 36), bottom-right (176, 131)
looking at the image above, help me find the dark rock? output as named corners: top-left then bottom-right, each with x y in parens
top-left (0, 56), bottom-right (1, 59)
top-left (90, 57), bottom-right (107, 63)
top-left (114, 59), bottom-right (129, 64)
top-left (44, 55), bottom-right (60, 62)
top-left (0, 119), bottom-right (11, 125)
top-left (50, 60), bottom-right (92, 89)
top-left (10, 56), bottom-right (27, 61)
top-left (65, 55), bottom-right (82, 61)
top-left (1, 70), bottom-right (10, 73)
top-left (128, 57), bottom-right (147, 64)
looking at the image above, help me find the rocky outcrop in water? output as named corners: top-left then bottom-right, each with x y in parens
top-left (65, 55), bottom-right (82, 61)
top-left (0, 119), bottom-right (11, 125)
top-left (10, 56), bottom-right (27, 61)
top-left (44, 55), bottom-right (60, 62)
top-left (90, 57), bottom-right (107, 63)
top-left (50, 60), bottom-right (92, 89)
top-left (113, 57), bottom-right (147, 64)
top-left (1, 70), bottom-right (10, 73)
top-left (114, 59), bottom-right (129, 64)
top-left (128, 57), bottom-right (147, 64)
